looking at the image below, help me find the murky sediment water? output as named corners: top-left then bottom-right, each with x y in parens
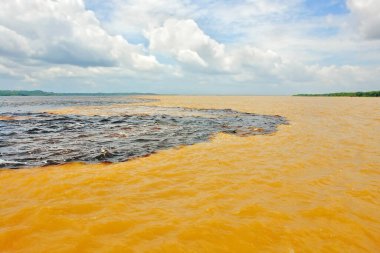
top-left (0, 96), bottom-right (379, 252)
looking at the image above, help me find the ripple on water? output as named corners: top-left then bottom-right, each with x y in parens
top-left (1, 96), bottom-right (379, 252)
top-left (0, 107), bottom-right (287, 168)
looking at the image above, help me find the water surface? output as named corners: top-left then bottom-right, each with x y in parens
top-left (0, 96), bottom-right (379, 252)
top-left (0, 96), bottom-right (150, 113)
top-left (0, 96), bottom-right (286, 168)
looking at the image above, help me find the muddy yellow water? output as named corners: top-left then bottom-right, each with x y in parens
top-left (1, 96), bottom-right (380, 252)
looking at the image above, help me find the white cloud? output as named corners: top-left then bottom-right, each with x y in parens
top-left (147, 19), bottom-right (224, 69)
top-left (0, 0), bottom-right (379, 94)
top-left (0, 0), bottom-right (160, 70)
top-left (102, 0), bottom-right (197, 37)
top-left (311, 65), bottom-right (380, 87)
top-left (177, 49), bottom-right (208, 67)
top-left (347, 0), bottom-right (380, 40)
top-left (0, 26), bottom-right (31, 57)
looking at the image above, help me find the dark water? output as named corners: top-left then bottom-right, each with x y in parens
top-left (0, 97), bottom-right (287, 168)
top-left (0, 96), bottom-right (152, 113)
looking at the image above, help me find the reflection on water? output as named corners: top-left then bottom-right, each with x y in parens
top-left (0, 96), bottom-right (379, 252)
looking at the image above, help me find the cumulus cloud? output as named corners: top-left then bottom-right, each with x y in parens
top-left (0, 0), bottom-right (379, 94)
top-left (0, 0), bottom-right (160, 70)
top-left (146, 17), bottom-right (292, 84)
top-left (347, 0), bottom-right (380, 40)
top-left (147, 19), bottom-right (225, 69)
top-left (0, 26), bottom-right (31, 58)
top-left (104, 0), bottom-right (197, 36)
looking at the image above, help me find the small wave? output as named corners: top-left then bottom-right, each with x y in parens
top-left (0, 159), bottom-right (26, 165)
top-left (0, 106), bottom-right (287, 169)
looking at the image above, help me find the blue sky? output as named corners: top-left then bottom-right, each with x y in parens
top-left (303, 0), bottom-right (348, 16)
top-left (0, 0), bottom-right (379, 94)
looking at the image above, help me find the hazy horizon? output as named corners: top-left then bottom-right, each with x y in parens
top-left (0, 0), bottom-right (379, 94)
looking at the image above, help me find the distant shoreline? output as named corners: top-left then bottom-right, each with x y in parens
top-left (294, 91), bottom-right (379, 97)
top-left (0, 90), bottom-right (156, 96)
top-left (1, 89), bottom-right (379, 97)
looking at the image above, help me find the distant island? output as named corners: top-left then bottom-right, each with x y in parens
top-left (294, 91), bottom-right (379, 97)
top-left (0, 90), bottom-right (155, 96)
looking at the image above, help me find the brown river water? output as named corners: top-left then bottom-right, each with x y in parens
top-left (1, 96), bottom-right (379, 252)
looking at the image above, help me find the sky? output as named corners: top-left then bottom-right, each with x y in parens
top-left (0, 0), bottom-right (379, 95)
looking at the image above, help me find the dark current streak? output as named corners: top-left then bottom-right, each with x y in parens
top-left (0, 99), bottom-right (287, 169)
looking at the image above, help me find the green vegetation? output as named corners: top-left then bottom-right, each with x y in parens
top-left (0, 90), bottom-right (155, 96)
top-left (294, 91), bottom-right (380, 97)
top-left (0, 90), bottom-right (55, 96)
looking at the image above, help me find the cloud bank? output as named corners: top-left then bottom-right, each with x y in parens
top-left (0, 0), bottom-right (379, 94)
